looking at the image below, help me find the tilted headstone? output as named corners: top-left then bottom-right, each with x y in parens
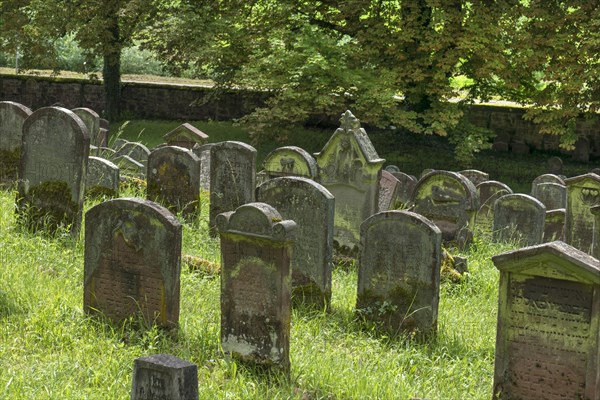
top-left (377, 170), bottom-right (400, 212)
top-left (547, 156), bottom-right (564, 175)
top-left (192, 143), bottom-right (213, 191)
top-left (257, 177), bottom-right (334, 308)
top-left (217, 203), bottom-right (296, 372)
top-left (114, 155), bottom-right (145, 178)
top-left (458, 169), bottom-right (489, 186)
top-left (72, 107), bottom-right (101, 147)
top-left (314, 110), bottom-right (385, 254)
top-left (0, 101), bottom-right (32, 185)
top-left (356, 210), bottom-right (442, 336)
top-left (164, 123), bottom-right (208, 149)
top-left (86, 156), bottom-right (119, 198)
top-left (411, 170), bottom-right (479, 248)
top-left (492, 241), bottom-right (600, 400)
top-left (131, 354), bottom-right (198, 400)
top-left (388, 170), bottom-right (417, 206)
top-left (492, 194), bottom-right (546, 246)
top-left (97, 146), bottom-right (117, 161)
top-left (209, 141), bottom-right (256, 236)
top-left (532, 182), bottom-right (567, 210)
top-left (16, 107), bottom-right (89, 235)
top-left (263, 146), bottom-right (318, 181)
top-left (565, 173), bottom-right (600, 254)
top-left (474, 180), bottom-right (513, 236)
top-left (544, 208), bottom-right (565, 243)
top-left (115, 140), bottom-right (151, 166)
top-left (84, 198), bottom-right (182, 328)
top-left (147, 146), bottom-right (201, 217)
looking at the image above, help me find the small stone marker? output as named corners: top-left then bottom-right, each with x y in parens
top-left (377, 170), bottom-right (400, 212)
top-left (544, 208), bottom-right (565, 242)
top-left (217, 203), bottom-right (296, 372)
top-left (84, 198), bottom-right (182, 328)
top-left (72, 107), bottom-right (101, 147)
top-left (458, 169), bottom-right (489, 186)
top-left (546, 156), bottom-right (563, 175)
top-left (131, 354), bottom-right (198, 400)
top-left (532, 182), bottom-right (567, 210)
top-left (565, 173), bottom-right (600, 254)
top-left (191, 143), bottom-right (213, 191)
top-left (262, 146), bottom-right (318, 181)
top-left (115, 140), bottom-right (151, 166)
top-left (356, 210), bottom-right (442, 336)
top-left (16, 106), bottom-right (90, 235)
top-left (86, 156), bottom-right (119, 197)
top-left (492, 194), bottom-right (546, 246)
top-left (147, 146), bottom-right (201, 217)
top-left (164, 122), bottom-right (208, 149)
top-left (209, 141), bottom-right (257, 236)
top-left (257, 177), bottom-right (334, 308)
top-left (492, 241), bottom-right (600, 400)
top-left (314, 111), bottom-right (385, 254)
top-left (0, 101), bottom-right (32, 185)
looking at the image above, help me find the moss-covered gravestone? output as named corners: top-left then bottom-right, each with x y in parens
top-left (492, 241), bottom-right (600, 400)
top-left (164, 122), bottom-right (208, 149)
top-left (147, 146), bottom-right (201, 218)
top-left (131, 354), bottom-right (198, 400)
top-left (85, 156), bottom-right (119, 198)
top-left (356, 210), bottom-right (442, 336)
top-left (257, 177), bottom-right (334, 308)
top-left (532, 182), bottom-right (567, 210)
top-left (217, 203), bottom-right (296, 372)
top-left (84, 198), bottom-right (182, 328)
top-left (0, 101), bottom-right (32, 185)
top-left (192, 143), bottom-right (213, 191)
top-left (565, 173), bottom-right (600, 255)
top-left (314, 111), bottom-right (384, 255)
top-left (492, 194), bottom-right (546, 246)
top-left (72, 107), bottom-right (100, 147)
top-left (16, 107), bottom-right (89, 235)
top-left (544, 208), bottom-right (565, 243)
top-left (262, 146), bottom-right (318, 181)
top-left (209, 141), bottom-right (256, 236)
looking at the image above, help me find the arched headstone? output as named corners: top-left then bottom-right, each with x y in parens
top-left (0, 101), bottom-right (32, 184)
top-left (492, 194), bottom-right (546, 246)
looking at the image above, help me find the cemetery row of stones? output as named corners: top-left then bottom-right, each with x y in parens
top-left (2, 101), bottom-right (600, 399)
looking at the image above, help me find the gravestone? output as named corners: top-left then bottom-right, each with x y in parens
top-left (131, 354), bottom-right (198, 400)
top-left (97, 146), bottom-right (117, 161)
top-left (384, 165), bottom-right (401, 173)
top-left (546, 156), bottom-right (563, 175)
top-left (84, 198), bottom-right (182, 328)
top-left (356, 210), bottom-right (442, 336)
top-left (475, 181), bottom-right (512, 236)
top-left (420, 168), bottom-right (435, 179)
top-left (477, 180), bottom-right (512, 206)
top-left (16, 107), bottom-right (89, 235)
top-left (492, 241), bottom-right (600, 400)
top-left (0, 101), bottom-right (32, 185)
top-left (565, 173), bottom-right (600, 254)
top-left (192, 143), bottom-right (213, 191)
top-left (217, 202), bottom-right (296, 372)
top-left (164, 123), bottom-right (208, 149)
top-left (314, 111), bottom-right (385, 254)
top-left (573, 137), bottom-right (590, 162)
top-left (532, 182), bottom-right (567, 210)
top-left (510, 140), bottom-right (530, 155)
top-left (544, 208), bottom-right (565, 242)
top-left (492, 194), bottom-right (546, 246)
top-left (114, 155), bottom-right (145, 178)
top-left (209, 141), bottom-right (256, 236)
top-left (592, 205), bottom-right (600, 259)
top-left (377, 170), bottom-right (400, 212)
top-left (411, 170), bottom-right (478, 248)
top-left (591, 168), bottom-right (600, 176)
top-left (72, 107), bottom-right (101, 147)
top-left (147, 146), bottom-right (201, 217)
top-left (262, 146), bottom-right (318, 181)
top-left (85, 156), bottom-right (119, 198)
top-left (257, 177), bottom-right (334, 308)
top-left (389, 171), bottom-right (417, 207)
top-left (530, 173), bottom-right (565, 197)
top-left (458, 169), bottom-right (489, 186)
top-left (115, 140), bottom-right (150, 166)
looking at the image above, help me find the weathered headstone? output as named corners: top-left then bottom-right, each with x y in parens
top-left (16, 107), bottom-right (89, 235)
top-left (209, 141), bottom-right (256, 236)
top-left (84, 198), bottom-right (182, 328)
top-left (532, 182), bottom-right (567, 210)
top-left (411, 170), bottom-right (478, 248)
top-left (544, 208), bottom-right (565, 242)
top-left (458, 169), bottom-right (489, 186)
top-left (147, 146), bottom-right (201, 217)
top-left (192, 143), bottom-right (213, 191)
top-left (97, 146), bottom-right (117, 161)
top-left (115, 140), bottom-right (151, 166)
top-left (263, 146), bottom-right (318, 181)
top-left (217, 202), bottom-right (296, 372)
top-left (492, 241), bottom-right (600, 400)
top-left (384, 165), bottom-right (401, 173)
top-left (492, 194), bottom-right (546, 246)
top-left (0, 101), bottom-right (32, 184)
top-left (164, 123), bottom-right (208, 149)
top-left (356, 210), bottom-right (442, 336)
top-left (565, 173), bottom-right (600, 254)
top-left (114, 155), bottom-right (145, 178)
top-left (388, 170), bottom-right (417, 206)
top-left (72, 107), bottom-right (101, 147)
top-left (420, 168), bottom-right (435, 179)
top-left (131, 354), bottom-right (198, 400)
top-left (377, 170), bottom-right (400, 212)
top-left (474, 180), bottom-right (513, 236)
top-left (592, 205), bottom-right (600, 259)
top-left (257, 177), bottom-right (334, 308)
top-left (531, 173), bottom-right (565, 197)
top-left (546, 156), bottom-right (563, 175)
top-left (477, 180), bottom-right (512, 206)
top-left (86, 156), bottom-right (119, 198)
top-left (314, 111), bottom-right (385, 254)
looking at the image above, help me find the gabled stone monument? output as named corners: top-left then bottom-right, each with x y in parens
top-left (164, 123), bottom-right (208, 149)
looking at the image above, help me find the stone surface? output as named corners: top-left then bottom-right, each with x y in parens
top-left (0, 101), bottom-right (32, 185)
top-left (217, 202), bottom-right (296, 372)
top-left (565, 173), bottom-right (600, 254)
top-left (114, 155), bottom-right (145, 178)
top-left (86, 156), bottom-right (119, 198)
top-left (492, 241), bottom-right (600, 400)
top-left (209, 141), bottom-right (257, 236)
top-left (114, 140), bottom-right (151, 166)
top-left (147, 146), bottom-right (201, 217)
top-left (573, 137), bottom-right (590, 162)
top-left (377, 170), bottom-right (400, 212)
top-left (474, 181), bottom-right (513, 237)
top-left (356, 210), bottom-right (442, 336)
top-left (257, 177), bottom-right (334, 308)
top-left (314, 111), bottom-right (385, 255)
top-left (384, 165), bottom-right (401, 173)
top-left (592, 205), bottom-right (600, 259)
top-left (544, 208), bottom-right (565, 243)
top-left (388, 171), bottom-right (417, 207)
top-left (131, 354), bottom-right (198, 400)
top-left (262, 146), bottom-right (318, 181)
top-left (492, 194), bottom-right (546, 246)
top-left (477, 180), bottom-right (512, 206)
top-left (16, 106), bottom-right (90, 235)
top-left (547, 156), bottom-right (564, 175)
top-left (532, 182), bottom-right (567, 210)
top-left (531, 173), bottom-right (565, 196)
top-left (458, 169), bottom-right (489, 186)
top-left (164, 122), bottom-right (208, 149)
top-left (191, 143), bottom-right (213, 191)
top-left (72, 107), bottom-right (101, 147)
top-left (84, 198), bottom-right (182, 328)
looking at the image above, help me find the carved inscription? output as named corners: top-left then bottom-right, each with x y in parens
top-left (135, 369), bottom-right (171, 400)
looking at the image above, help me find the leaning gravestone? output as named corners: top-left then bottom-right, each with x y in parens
top-left (209, 141), bottom-right (256, 236)
top-left (257, 177), bottom-right (334, 308)
top-left (114, 155), bottom-right (145, 178)
top-left (72, 107), bottom-right (101, 147)
top-left (356, 210), bottom-right (442, 336)
top-left (164, 122), bottom-right (208, 149)
top-left (314, 110), bottom-right (385, 254)
top-left (492, 194), bottom-right (546, 246)
top-left (131, 354), bottom-right (198, 400)
top-left (114, 140), bottom-right (150, 166)
top-left (492, 241), bottom-right (600, 400)
top-left (377, 170), bottom-right (400, 212)
top-left (192, 143), bottom-right (213, 191)
top-left (458, 169), bottom-right (489, 186)
top-left (217, 203), bottom-right (296, 373)
top-left (474, 180), bottom-right (512, 236)
top-left (84, 198), bottom-right (182, 328)
top-left (388, 170), bottom-right (417, 206)
top-left (85, 156), bottom-right (119, 198)
top-left (565, 173), bottom-right (600, 254)
top-left (262, 146), bottom-right (318, 181)
top-left (544, 208), bottom-right (565, 242)
top-left (147, 146), bottom-right (201, 217)
top-left (16, 107), bottom-right (89, 235)
top-left (0, 101), bottom-right (32, 185)
top-left (532, 182), bottom-right (567, 210)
